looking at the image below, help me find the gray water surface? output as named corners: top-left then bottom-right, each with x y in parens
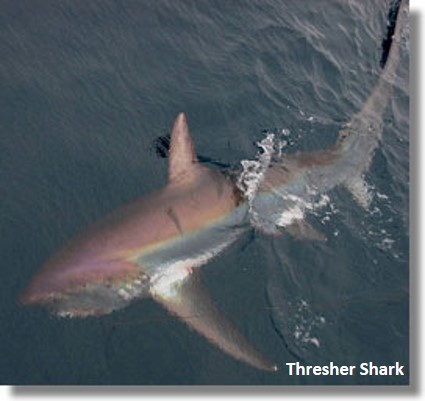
top-left (0, 0), bottom-right (408, 385)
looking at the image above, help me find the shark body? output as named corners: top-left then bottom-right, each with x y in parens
top-left (20, 0), bottom-right (407, 372)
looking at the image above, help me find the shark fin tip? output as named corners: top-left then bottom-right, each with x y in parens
top-left (168, 113), bottom-right (200, 183)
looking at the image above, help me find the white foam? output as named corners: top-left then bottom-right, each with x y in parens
top-left (237, 133), bottom-right (275, 199)
top-left (237, 132), bottom-right (334, 232)
top-left (292, 299), bottom-right (326, 349)
top-left (236, 133), bottom-right (276, 228)
top-left (276, 204), bottom-right (304, 227)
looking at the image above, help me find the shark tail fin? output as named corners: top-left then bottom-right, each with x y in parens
top-left (340, 1), bottom-right (408, 206)
top-left (380, 0), bottom-right (406, 75)
top-left (335, 0), bottom-right (407, 181)
top-left (354, 0), bottom-right (407, 122)
top-left (151, 273), bottom-right (277, 372)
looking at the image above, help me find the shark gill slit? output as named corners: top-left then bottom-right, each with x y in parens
top-left (166, 207), bottom-right (184, 236)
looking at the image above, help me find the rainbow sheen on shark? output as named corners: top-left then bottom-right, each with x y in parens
top-left (20, 113), bottom-right (276, 371)
top-left (20, 0), bottom-right (407, 372)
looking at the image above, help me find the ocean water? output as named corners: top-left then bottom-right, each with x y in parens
top-left (0, 0), bottom-right (408, 385)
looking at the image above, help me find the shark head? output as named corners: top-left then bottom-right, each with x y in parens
top-left (18, 112), bottom-right (211, 315)
top-left (18, 113), bottom-right (277, 372)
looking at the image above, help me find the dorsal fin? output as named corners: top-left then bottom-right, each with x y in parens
top-left (168, 113), bottom-right (199, 183)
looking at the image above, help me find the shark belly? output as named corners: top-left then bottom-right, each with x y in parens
top-left (19, 0), bottom-right (407, 371)
top-left (43, 203), bottom-right (249, 318)
top-left (137, 203), bottom-right (250, 290)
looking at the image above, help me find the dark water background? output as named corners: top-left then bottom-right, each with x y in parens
top-left (0, 0), bottom-right (408, 385)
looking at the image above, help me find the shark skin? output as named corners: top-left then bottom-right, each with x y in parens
top-left (21, 113), bottom-right (245, 309)
top-left (20, 0), bottom-right (407, 373)
top-left (20, 113), bottom-right (275, 371)
top-left (251, 0), bottom-right (408, 233)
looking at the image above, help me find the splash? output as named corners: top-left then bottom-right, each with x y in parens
top-left (292, 299), bottom-right (326, 349)
top-left (236, 131), bottom-right (334, 233)
top-left (267, 292), bottom-right (327, 358)
top-left (236, 133), bottom-right (275, 200)
top-left (236, 133), bottom-right (278, 228)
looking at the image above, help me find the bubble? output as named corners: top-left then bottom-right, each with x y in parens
top-left (292, 299), bottom-right (326, 350)
top-left (236, 133), bottom-right (278, 227)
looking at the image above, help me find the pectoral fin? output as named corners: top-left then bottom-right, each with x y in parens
top-left (151, 272), bottom-right (277, 371)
